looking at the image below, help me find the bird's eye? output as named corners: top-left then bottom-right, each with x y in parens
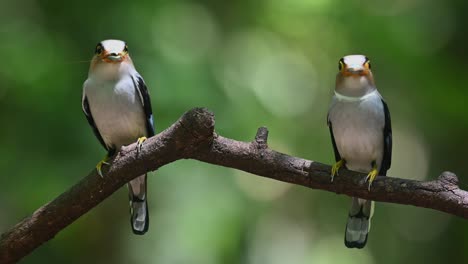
top-left (338, 59), bottom-right (344, 71)
top-left (95, 44), bottom-right (103, 55)
top-left (124, 45), bottom-right (128, 53)
top-left (364, 61), bottom-right (371, 69)
top-left (363, 56), bottom-right (371, 69)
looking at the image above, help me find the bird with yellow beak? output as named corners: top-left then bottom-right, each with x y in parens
top-left (327, 55), bottom-right (392, 248)
top-left (82, 39), bottom-right (155, 235)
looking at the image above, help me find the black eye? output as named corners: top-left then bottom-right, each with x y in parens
top-left (364, 56), bottom-right (371, 69)
top-left (95, 44), bottom-right (103, 55)
top-left (338, 58), bottom-right (344, 70)
top-left (124, 45), bottom-right (128, 52)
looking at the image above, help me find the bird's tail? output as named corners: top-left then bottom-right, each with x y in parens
top-left (344, 197), bottom-right (374, 248)
top-left (128, 174), bottom-right (149, 235)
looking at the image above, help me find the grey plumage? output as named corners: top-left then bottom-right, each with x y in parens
top-left (328, 91), bottom-right (386, 173)
top-left (82, 40), bottom-right (155, 235)
top-left (328, 55), bottom-right (392, 248)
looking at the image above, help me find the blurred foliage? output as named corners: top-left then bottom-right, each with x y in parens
top-left (0, 0), bottom-right (467, 263)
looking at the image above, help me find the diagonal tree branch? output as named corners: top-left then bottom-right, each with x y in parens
top-left (0, 107), bottom-right (467, 263)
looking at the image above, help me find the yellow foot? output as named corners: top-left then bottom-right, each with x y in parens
top-left (365, 165), bottom-right (379, 191)
top-left (331, 159), bottom-right (345, 182)
top-left (96, 155), bottom-right (110, 178)
top-left (136, 137), bottom-right (147, 153)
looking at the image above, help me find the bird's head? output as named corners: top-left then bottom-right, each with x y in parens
top-left (92, 39), bottom-right (132, 65)
top-left (335, 55), bottom-right (376, 97)
top-left (89, 39), bottom-right (134, 79)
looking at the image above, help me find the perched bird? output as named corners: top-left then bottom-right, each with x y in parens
top-left (82, 39), bottom-right (155, 234)
top-left (327, 55), bottom-right (392, 248)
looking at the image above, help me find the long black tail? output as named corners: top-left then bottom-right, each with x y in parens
top-left (128, 174), bottom-right (149, 235)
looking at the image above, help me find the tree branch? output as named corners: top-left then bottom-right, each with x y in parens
top-left (1, 107), bottom-right (467, 263)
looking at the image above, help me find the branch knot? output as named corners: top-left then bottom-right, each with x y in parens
top-left (254, 126), bottom-right (269, 149)
top-left (438, 171), bottom-right (459, 187)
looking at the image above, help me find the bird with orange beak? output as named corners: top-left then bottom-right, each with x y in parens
top-left (82, 39), bottom-right (154, 235)
top-left (327, 55), bottom-right (392, 248)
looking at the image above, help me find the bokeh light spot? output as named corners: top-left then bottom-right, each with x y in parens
top-left (387, 1), bottom-right (454, 55)
top-left (152, 2), bottom-right (220, 64)
top-left (310, 236), bottom-right (375, 264)
top-left (247, 213), bottom-right (314, 264)
top-left (391, 126), bottom-right (430, 181)
top-left (235, 171), bottom-right (291, 202)
top-left (390, 206), bottom-right (451, 242)
top-left (250, 51), bottom-right (318, 117)
top-left (216, 29), bottom-right (319, 117)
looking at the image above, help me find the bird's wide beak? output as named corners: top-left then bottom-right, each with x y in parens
top-left (344, 65), bottom-right (366, 76)
top-left (105, 53), bottom-right (123, 62)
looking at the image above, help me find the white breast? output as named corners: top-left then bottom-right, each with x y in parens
top-left (328, 91), bottom-right (385, 173)
top-left (84, 75), bottom-right (147, 149)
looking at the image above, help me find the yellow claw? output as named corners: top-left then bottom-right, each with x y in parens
top-left (365, 164), bottom-right (379, 191)
top-left (136, 137), bottom-right (147, 153)
top-left (96, 154), bottom-right (111, 178)
top-left (331, 159), bottom-right (345, 182)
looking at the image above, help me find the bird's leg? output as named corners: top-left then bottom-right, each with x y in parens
top-left (136, 137), bottom-right (147, 153)
top-left (96, 154), bottom-right (111, 178)
top-left (365, 161), bottom-right (379, 191)
top-left (331, 159), bottom-right (345, 182)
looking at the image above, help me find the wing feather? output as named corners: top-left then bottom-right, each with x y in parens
top-left (132, 75), bottom-right (155, 137)
top-left (327, 117), bottom-right (342, 162)
top-left (82, 93), bottom-right (107, 150)
top-left (379, 99), bottom-right (392, 176)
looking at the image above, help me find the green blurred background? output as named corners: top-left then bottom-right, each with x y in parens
top-left (1, 0), bottom-right (467, 263)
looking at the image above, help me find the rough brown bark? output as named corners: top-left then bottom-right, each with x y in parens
top-left (0, 107), bottom-right (466, 263)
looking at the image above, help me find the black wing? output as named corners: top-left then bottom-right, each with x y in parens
top-left (327, 118), bottom-right (342, 162)
top-left (82, 95), bottom-right (107, 150)
top-left (379, 99), bottom-right (392, 176)
top-left (133, 75), bottom-right (155, 137)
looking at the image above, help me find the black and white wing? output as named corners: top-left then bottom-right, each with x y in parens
top-left (82, 92), bottom-right (107, 150)
top-left (327, 98), bottom-right (342, 162)
top-left (379, 99), bottom-right (392, 176)
top-left (327, 120), bottom-right (342, 162)
top-left (132, 75), bottom-right (155, 137)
